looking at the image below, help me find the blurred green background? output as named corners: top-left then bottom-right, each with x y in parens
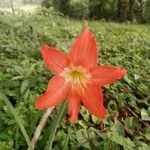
top-left (1, 0), bottom-right (150, 23)
top-left (0, 0), bottom-right (150, 150)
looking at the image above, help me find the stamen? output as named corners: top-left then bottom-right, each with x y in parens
top-left (60, 65), bottom-right (91, 90)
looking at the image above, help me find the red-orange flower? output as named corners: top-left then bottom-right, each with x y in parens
top-left (35, 25), bottom-right (126, 123)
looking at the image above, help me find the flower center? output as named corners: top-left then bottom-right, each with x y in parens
top-left (60, 65), bottom-right (91, 89)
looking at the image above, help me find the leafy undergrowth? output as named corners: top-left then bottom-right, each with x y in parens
top-left (0, 8), bottom-right (150, 150)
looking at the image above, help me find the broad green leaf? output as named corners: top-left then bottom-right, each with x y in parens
top-left (134, 140), bottom-right (150, 150)
top-left (0, 141), bottom-right (12, 150)
top-left (141, 109), bottom-right (150, 121)
top-left (107, 120), bottom-right (135, 149)
top-left (111, 120), bottom-right (125, 136)
top-left (107, 132), bottom-right (135, 150)
top-left (76, 129), bottom-right (91, 149)
top-left (125, 117), bottom-right (140, 130)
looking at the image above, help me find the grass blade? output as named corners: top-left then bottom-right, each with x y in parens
top-left (46, 101), bottom-right (67, 150)
top-left (0, 92), bottom-right (33, 150)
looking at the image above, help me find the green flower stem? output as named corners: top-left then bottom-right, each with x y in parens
top-left (0, 92), bottom-right (33, 150)
top-left (46, 101), bottom-right (67, 150)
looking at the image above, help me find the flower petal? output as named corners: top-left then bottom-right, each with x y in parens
top-left (68, 27), bottom-right (98, 68)
top-left (67, 91), bottom-right (80, 123)
top-left (90, 66), bottom-right (127, 86)
top-left (41, 44), bottom-right (69, 74)
top-left (35, 76), bottom-right (70, 109)
top-left (80, 84), bottom-right (106, 119)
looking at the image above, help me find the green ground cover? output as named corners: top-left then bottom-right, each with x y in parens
top-left (0, 8), bottom-right (150, 150)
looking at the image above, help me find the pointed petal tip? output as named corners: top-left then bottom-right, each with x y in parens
top-left (95, 106), bottom-right (107, 120)
top-left (119, 68), bottom-right (127, 78)
top-left (113, 67), bottom-right (127, 79)
top-left (67, 91), bottom-right (80, 124)
top-left (35, 99), bottom-right (44, 110)
top-left (69, 22), bottom-right (98, 68)
top-left (69, 117), bottom-right (76, 124)
top-left (35, 97), bottom-right (53, 110)
top-left (35, 96), bottom-right (49, 110)
top-left (41, 44), bottom-right (48, 47)
top-left (90, 66), bottom-right (127, 86)
top-left (41, 44), bottom-right (49, 51)
top-left (100, 108), bottom-right (107, 119)
top-left (83, 21), bottom-right (89, 31)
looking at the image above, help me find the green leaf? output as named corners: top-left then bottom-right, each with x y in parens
top-left (0, 92), bottom-right (33, 150)
top-left (107, 132), bottom-right (135, 150)
top-left (107, 100), bottom-right (117, 112)
top-left (100, 139), bottom-right (121, 150)
top-left (80, 106), bottom-right (90, 122)
top-left (141, 109), bottom-right (150, 121)
top-left (124, 75), bottom-right (132, 85)
top-left (134, 140), bottom-right (150, 150)
top-left (23, 89), bottom-right (30, 100)
top-left (62, 134), bottom-right (70, 150)
top-left (13, 66), bottom-right (24, 76)
top-left (91, 115), bottom-right (101, 125)
top-left (11, 75), bottom-right (24, 80)
top-left (26, 63), bottom-right (36, 77)
top-left (145, 128), bottom-right (150, 141)
top-left (77, 120), bottom-right (88, 129)
top-left (76, 129), bottom-right (91, 149)
top-left (20, 80), bottom-right (29, 94)
top-left (107, 120), bottom-right (135, 149)
top-left (125, 117), bottom-right (141, 130)
top-left (0, 141), bottom-right (12, 150)
top-left (46, 102), bottom-right (67, 150)
top-left (112, 120), bottom-right (125, 136)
